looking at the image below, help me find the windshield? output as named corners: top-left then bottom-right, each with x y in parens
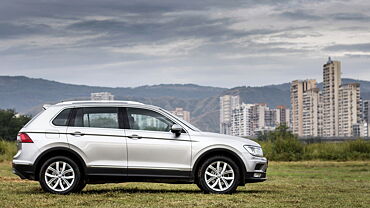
top-left (160, 108), bottom-right (201, 132)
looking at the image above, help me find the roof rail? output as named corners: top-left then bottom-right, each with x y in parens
top-left (56, 100), bottom-right (144, 105)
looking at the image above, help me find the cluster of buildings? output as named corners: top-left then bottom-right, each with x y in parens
top-left (91, 92), bottom-right (115, 101)
top-left (220, 94), bottom-right (290, 137)
top-left (170, 108), bottom-right (191, 122)
top-left (291, 58), bottom-right (368, 137)
top-left (220, 58), bottom-right (370, 138)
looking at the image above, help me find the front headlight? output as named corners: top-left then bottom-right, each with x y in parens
top-left (244, 145), bottom-right (263, 157)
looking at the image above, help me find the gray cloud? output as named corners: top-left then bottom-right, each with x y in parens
top-left (0, 0), bottom-right (370, 87)
top-left (279, 10), bottom-right (321, 20)
top-left (331, 13), bottom-right (370, 21)
top-left (0, 22), bottom-right (50, 39)
top-left (325, 43), bottom-right (370, 52)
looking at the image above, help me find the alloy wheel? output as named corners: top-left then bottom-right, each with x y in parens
top-left (44, 161), bottom-right (75, 192)
top-left (204, 161), bottom-right (235, 192)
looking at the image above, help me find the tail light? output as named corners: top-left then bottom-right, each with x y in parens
top-left (18, 133), bottom-right (33, 143)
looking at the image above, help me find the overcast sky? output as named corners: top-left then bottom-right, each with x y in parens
top-left (1, 0), bottom-right (370, 88)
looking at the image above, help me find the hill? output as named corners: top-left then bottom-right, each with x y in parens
top-left (1, 76), bottom-right (370, 132)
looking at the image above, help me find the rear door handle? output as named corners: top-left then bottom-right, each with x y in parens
top-left (70, 131), bottom-right (84, 136)
top-left (127, 134), bottom-right (142, 139)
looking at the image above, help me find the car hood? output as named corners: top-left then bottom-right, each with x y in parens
top-left (193, 131), bottom-right (261, 147)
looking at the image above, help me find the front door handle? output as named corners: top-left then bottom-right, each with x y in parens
top-left (127, 134), bottom-right (142, 139)
top-left (70, 131), bottom-right (84, 136)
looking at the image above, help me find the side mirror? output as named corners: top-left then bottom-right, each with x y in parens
top-left (171, 124), bottom-right (183, 136)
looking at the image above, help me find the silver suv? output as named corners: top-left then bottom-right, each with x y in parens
top-left (13, 101), bottom-right (267, 194)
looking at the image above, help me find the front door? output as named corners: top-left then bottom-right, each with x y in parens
top-left (124, 107), bottom-right (191, 178)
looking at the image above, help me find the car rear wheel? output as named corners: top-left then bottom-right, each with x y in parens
top-left (197, 155), bottom-right (240, 194)
top-left (39, 156), bottom-right (81, 194)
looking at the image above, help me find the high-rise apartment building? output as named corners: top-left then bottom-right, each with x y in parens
top-left (322, 57), bottom-right (341, 137)
top-left (230, 103), bottom-right (271, 137)
top-left (264, 108), bottom-right (276, 127)
top-left (220, 95), bottom-right (240, 134)
top-left (91, 92), bottom-right (114, 100)
top-left (171, 108), bottom-right (191, 122)
top-left (275, 105), bottom-right (291, 127)
top-left (352, 122), bottom-right (367, 137)
top-left (338, 83), bottom-right (361, 136)
top-left (302, 88), bottom-right (321, 137)
top-left (230, 103), bottom-right (252, 137)
top-left (290, 79), bottom-right (317, 136)
top-left (251, 103), bottom-right (267, 131)
top-left (364, 100), bottom-right (370, 136)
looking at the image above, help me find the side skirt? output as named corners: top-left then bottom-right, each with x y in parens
top-left (86, 167), bottom-right (193, 184)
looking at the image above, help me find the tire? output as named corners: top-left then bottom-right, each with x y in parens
top-left (74, 178), bottom-right (87, 193)
top-left (197, 155), bottom-right (240, 194)
top-left (39, 156), bottom-right (82, 194)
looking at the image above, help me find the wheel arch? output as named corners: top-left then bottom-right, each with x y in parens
top-left (33, 147), bottom-right (87, 181)
top-left (192, 148), bottom-right (246, 185)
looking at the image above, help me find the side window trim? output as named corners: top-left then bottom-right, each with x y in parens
top-left (67, 108), bottom-right (78, 127)
top-left (120, 107), bottom-right (130, 129)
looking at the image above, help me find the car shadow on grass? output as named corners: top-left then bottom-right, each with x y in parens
top-left (17, 187), bottom-right (277, 195)
top-left (81, 188), bottom-right (276, 195)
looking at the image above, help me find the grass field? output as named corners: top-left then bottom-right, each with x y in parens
top-left (0, 161), bottom-right (369, 208)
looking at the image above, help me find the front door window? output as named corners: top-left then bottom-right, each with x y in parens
top-left (126, 108), bottom-right (174, 132)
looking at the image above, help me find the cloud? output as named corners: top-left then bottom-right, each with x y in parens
top-left (108, 39), bottom-right (206, 57)
top-left (1, 0), bottom-right (370, 87)
top-left (325, 43), bottom-right (370, 52)
top-left (279, 10), bottom-right (321, 20)
top-left (0, 23), bottom-right (50, 39)
top-left (331, 13), bottom-right (370, 21)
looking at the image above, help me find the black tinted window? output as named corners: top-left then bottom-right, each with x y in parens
top-left (126, 108), bottom-right (174, 132)
top-left (52, 109), bottom-right (72, 126)
top-left (72, 107), bottom-right (119, 129)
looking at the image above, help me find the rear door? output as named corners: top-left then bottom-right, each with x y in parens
top-left (124, 107), bottom-right (191, 178)
top-left (66, 107), bottom-right (127, 175)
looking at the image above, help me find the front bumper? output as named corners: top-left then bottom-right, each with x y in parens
top-left (245, 160), bottom-right (268, 183)
top-left (12, 163), bottom-right (35, 180)
top-left (245, 172), bottom-right (267, 183)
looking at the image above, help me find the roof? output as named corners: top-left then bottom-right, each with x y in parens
top-left (54, 100), bottom-right (144, 106)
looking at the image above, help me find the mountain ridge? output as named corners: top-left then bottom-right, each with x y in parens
top-left (1, 76), bottom-right (370, 132)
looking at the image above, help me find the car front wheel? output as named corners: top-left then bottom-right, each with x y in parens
top-left (39, 156), bottom-right (81, 194)
top-left (197, 155), bottom-right (240, 194)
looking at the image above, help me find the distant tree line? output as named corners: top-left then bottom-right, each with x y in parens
top-left (256, 124), bottom-right (370, 161)
top-left (0, 109), bottom-right (31, 140)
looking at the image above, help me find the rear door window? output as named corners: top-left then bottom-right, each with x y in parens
top-left (71, 107), bottom-right (119, 129)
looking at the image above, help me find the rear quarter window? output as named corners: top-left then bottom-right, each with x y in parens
top-left (52, 109), bottom-right (72, 126)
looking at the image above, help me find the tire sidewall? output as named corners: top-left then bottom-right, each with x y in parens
top-left (39, 156), bottom-right (81, 194)
top-left (198, 155), bottom-right (240, 194)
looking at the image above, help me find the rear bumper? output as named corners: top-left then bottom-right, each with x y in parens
top-left (12, 163), bottom-right (35, 180)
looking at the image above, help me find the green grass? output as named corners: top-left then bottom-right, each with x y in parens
top-left (1, 161), bottom-right (369, 208)
top-left (0, 140), bottom-right (17, 162)
top-left (259, 139), bottom-right (370, 161)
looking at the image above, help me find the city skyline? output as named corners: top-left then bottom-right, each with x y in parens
top-left (1, 1), bottom-right (370, 88)
top-left (290, 58), bottom-right (366, 137)
top-left (220, 94), bottom-right (290, 137)
top-left (221, 57), bottom-right (369, 138)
